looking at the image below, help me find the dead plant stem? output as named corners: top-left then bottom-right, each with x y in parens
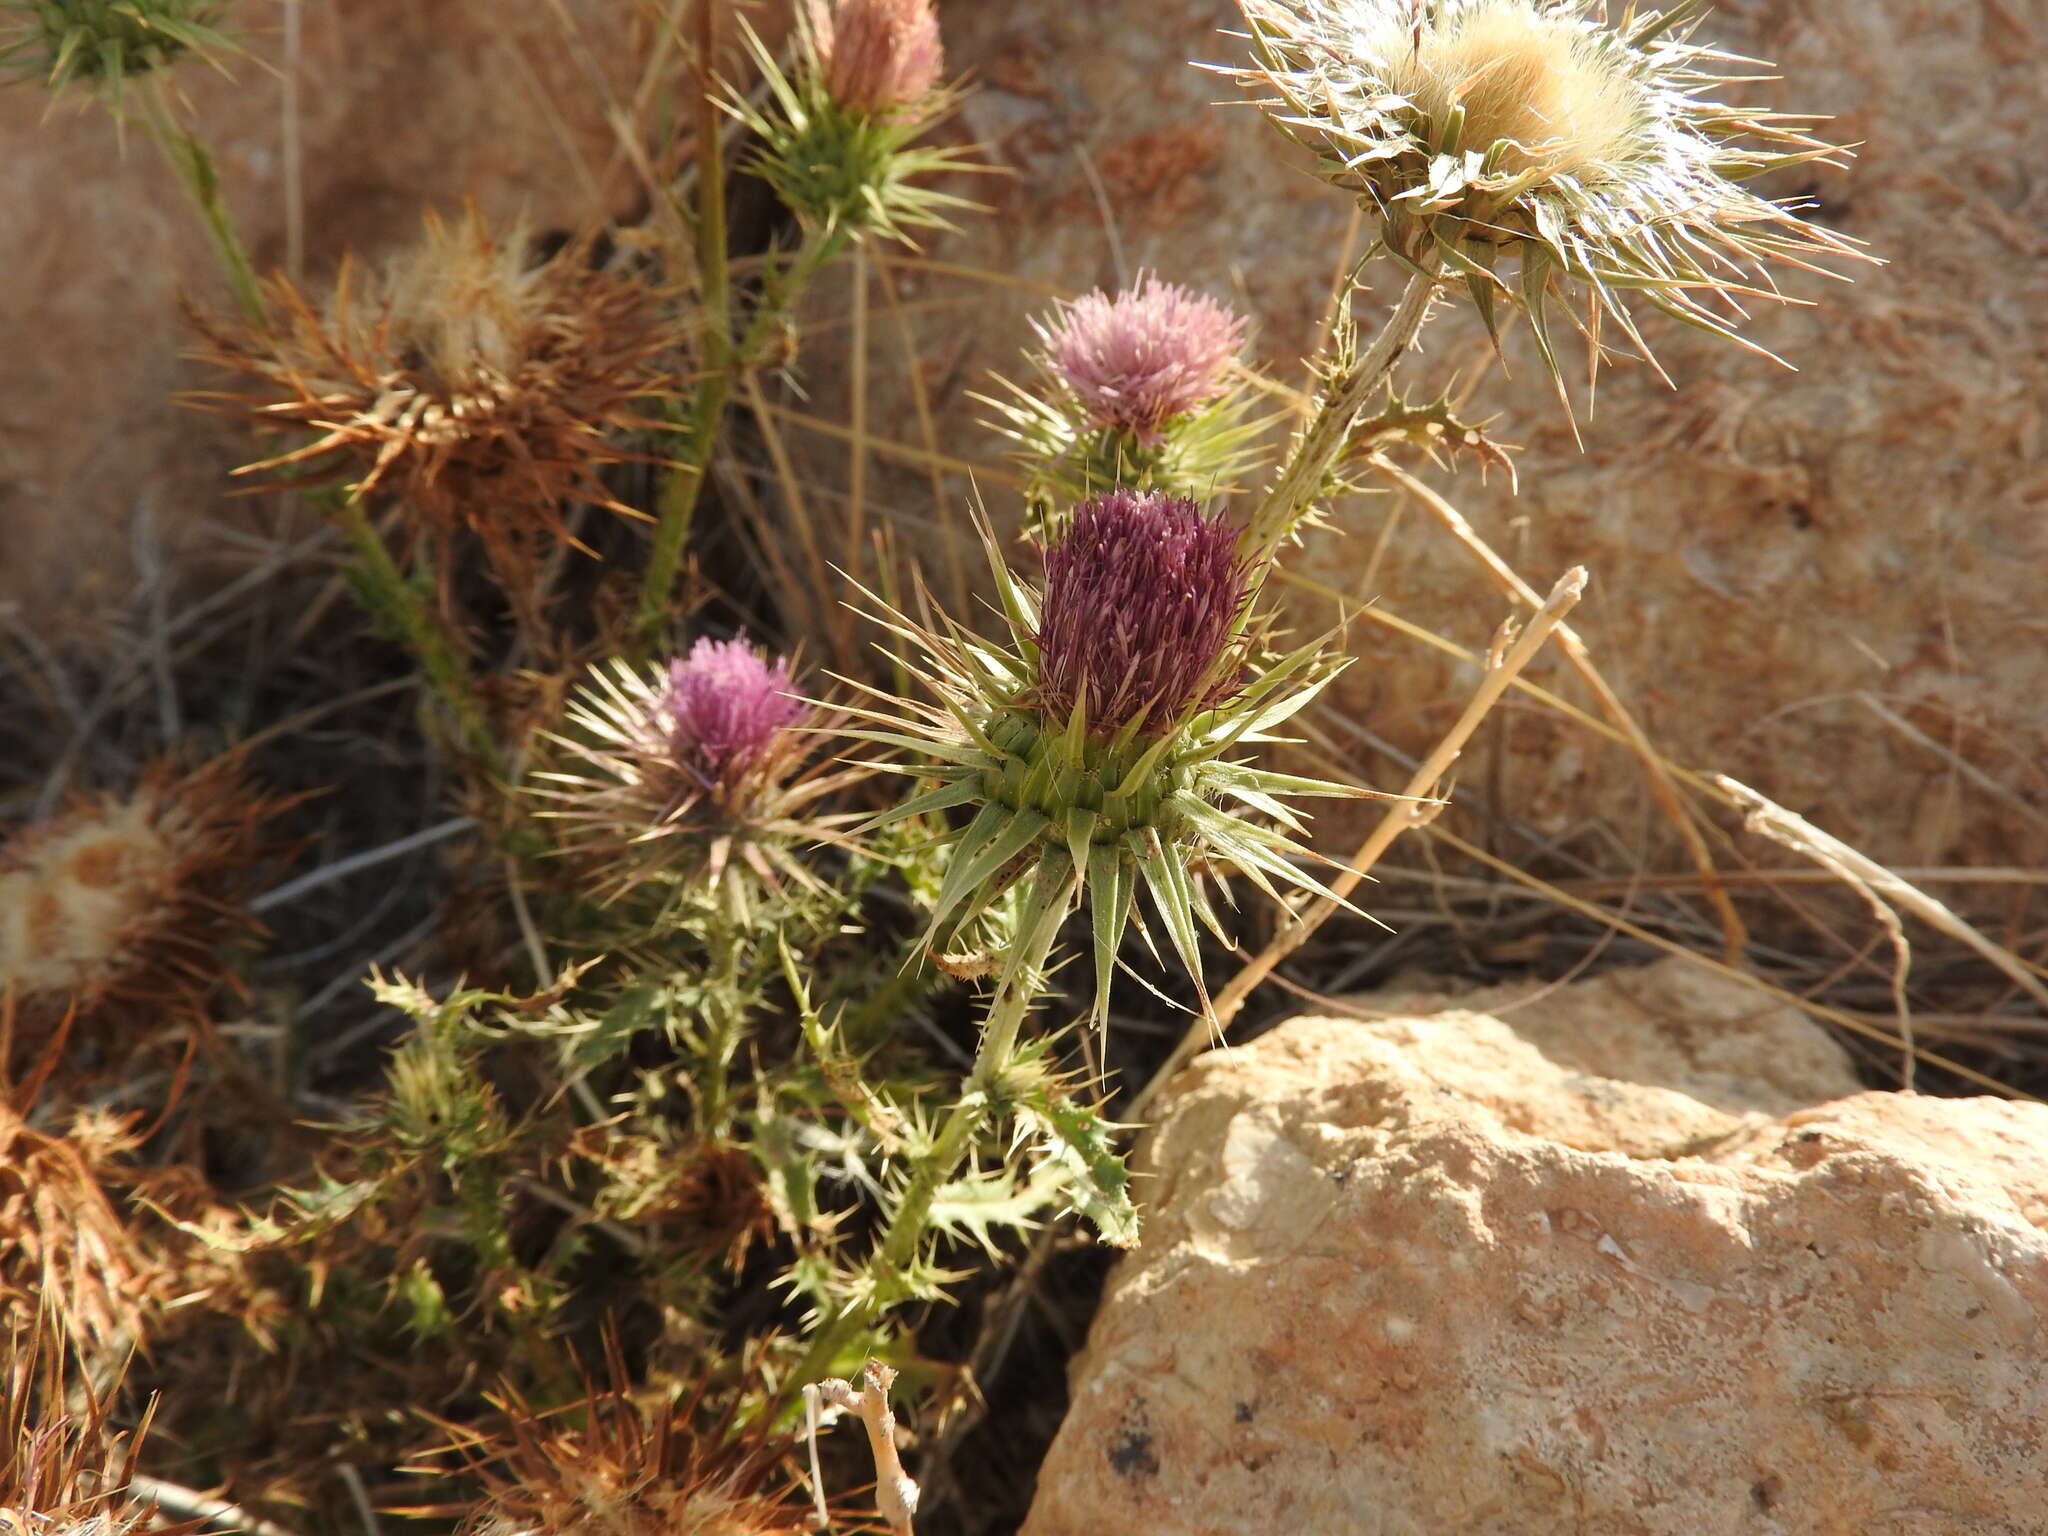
top-left (1375, 456), bottom-right (1748, 964)
top-left (1133, 565), bottom-right (1587, 1119)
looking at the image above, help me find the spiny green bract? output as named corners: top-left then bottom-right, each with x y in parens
top-left (2, 0), bottom-right (233, 98)
top-left (842, 506), bottom-right (1367, 1030)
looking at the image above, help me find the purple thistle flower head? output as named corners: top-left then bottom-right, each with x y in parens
top-left (808, 0), bottom-right (944, 117)
top-left (1036, 490), bottom-right (1252, 738)
top-left (1039, 274), bottom-right (1247, 446)
top-left (662, 637), bottom-right (804, 792)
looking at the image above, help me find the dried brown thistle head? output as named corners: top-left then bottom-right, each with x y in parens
top-left (0, 1319), bottom-right (197, 1536)
top-left (0, 754), bottom-right (292, 1080)
top-left (443, 1355), bottom-right (841, 1536)
top-left (0, 1087), bottom-right (160, 1370)
top-left (193, 206), bottom-right (677, 622)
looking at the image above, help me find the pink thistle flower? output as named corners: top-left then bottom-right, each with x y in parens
top-left (809, 0), bottom-right (944, 117)
top-left (663, 638), bottom-right (805, 793)
top-left (1036, 490), bottom-right (1253, 737)
top-left (1038, 274), bottom-right (1248, 445)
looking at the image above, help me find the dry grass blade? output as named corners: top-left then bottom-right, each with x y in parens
top-left (1133, 565), bottom-right (1587, 1118)
top-left (1717, 772), bottom-right (2048, 1050)
top-left (1373, 454), bottom-right (1747, 962)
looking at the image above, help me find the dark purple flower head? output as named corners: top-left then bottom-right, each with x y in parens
top-left (1038, 274), bottom-right (1247, 446)
top-left (663, 638), bottom-right (804, 791)
top-left (1036, 490), bottom-right (1251, 738)
top-left (808, 0), bottom-right (944, 116)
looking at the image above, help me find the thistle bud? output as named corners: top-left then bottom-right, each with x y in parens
top-left (2, 0), bottom-right (235, 100)
top-left (984, 278), bottom-right (1263, 514)
top-left (851, 493), bottom-right (1361, 1021)
top-left (1037, 490), bottom-right (1250, 737)
top-left (664, 638), bottom-right (807, 796)
top-left (1040, 276), bottom-right (1246, 447)
top-left (809, 0), bottom-right (943, 117)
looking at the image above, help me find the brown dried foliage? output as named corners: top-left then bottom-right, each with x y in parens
top-left (442, 1351), bottom-right (852, 1536)
top-left (0, 754), bottom-right (293, 1085)
top-left (192, 207), bottom-right (678, 625)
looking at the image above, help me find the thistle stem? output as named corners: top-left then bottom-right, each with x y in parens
top-left (786, 857), bottom-right (1077, 1398)
top-left (697, 915), bottom-right (748, 1134)
top-left (139, 77), bottom-right (265, 325)
top-left (633, 221), bottom-right (856, 652)
top-left (631, 0), bottom-right (732, 654)
top-left (330, 495), bottom-right (497, 770)
top-left (1244, 267), bottom-right (1440, 559)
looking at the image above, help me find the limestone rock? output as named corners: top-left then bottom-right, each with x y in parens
top-left (1023, 961), bottom-right (2048, 1535)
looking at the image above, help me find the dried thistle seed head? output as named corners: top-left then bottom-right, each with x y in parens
top-left (1, 0), bottom-right (234, 99)
top-left (0, 756), bottom-right (284, 1067)
top-left (1037, 490), bottom-right (1253, 738)
top-left (446, 1360), bottom-right (826, 1536)
top-left (192, 207), bottom-right (672, 617)
top-left (664, 639), bottom-right (805, 790)
top-left (1233, 0), bottom-right (1866, 376)
top-left (1038, 275), bottom-right (1248, 446)
top-left (1379, 3), bottom-right (1643, 182)
top-left (1, 1321), bottom-right (196, 1536)
top-left (0, 1099), bottom-right (160, 1366)
top-left (808, 0), bottom-right (943, 116)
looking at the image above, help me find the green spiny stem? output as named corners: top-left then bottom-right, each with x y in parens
top-left (330, 495), bottom-right (497, 771)
top-left (1243, 267), bottom-right (1441, 560)
top-left (784, 855), bottom-right (1078, 1399)
top-left (631, 219), bottom-right (859, 653)
top-left (696, 916), bottom-right (749, 1134)
top-left (139, 77), bottom-right (265, 325)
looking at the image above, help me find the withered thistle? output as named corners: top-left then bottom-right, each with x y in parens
top-left (0, 755), bottom-right (287, 1073)
top-left (193, 207), bottom-right (674, 618)
top-left (447, 1365), bottom-right (826, 1536)
top-left (533, 638), bottom-right (857, 925)
top-left (983, 275), bottom-right (1267, 513)
top-left (1231, 0), bottom-right (1866, 379)
top-left (851, 489), bottom-right (1362, 1026)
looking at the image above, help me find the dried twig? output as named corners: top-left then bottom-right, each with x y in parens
top-left (815, 1361), bottom-right (918, 1536)
top-left (1133, 565), bottom-right (1586, 1119)
top-left (1374, 456), bottom-right (1748, 963)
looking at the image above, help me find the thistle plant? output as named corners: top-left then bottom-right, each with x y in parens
top-left (633, 0), bottom-right (978, 647)
top-left (784, 488), bottom-right (1364, 1386)
top-left (1226, 0), bottom-right (1865, 550)
top-left (738, 0), bottom-right (969, 249)
top-left (534, 637), bottom-right (862, 1127)
top-left (981, 274), bottom-right (1269, 517)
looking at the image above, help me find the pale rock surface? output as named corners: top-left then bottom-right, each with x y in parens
top-left (1023, 959), bottom-right (2048, 1535)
